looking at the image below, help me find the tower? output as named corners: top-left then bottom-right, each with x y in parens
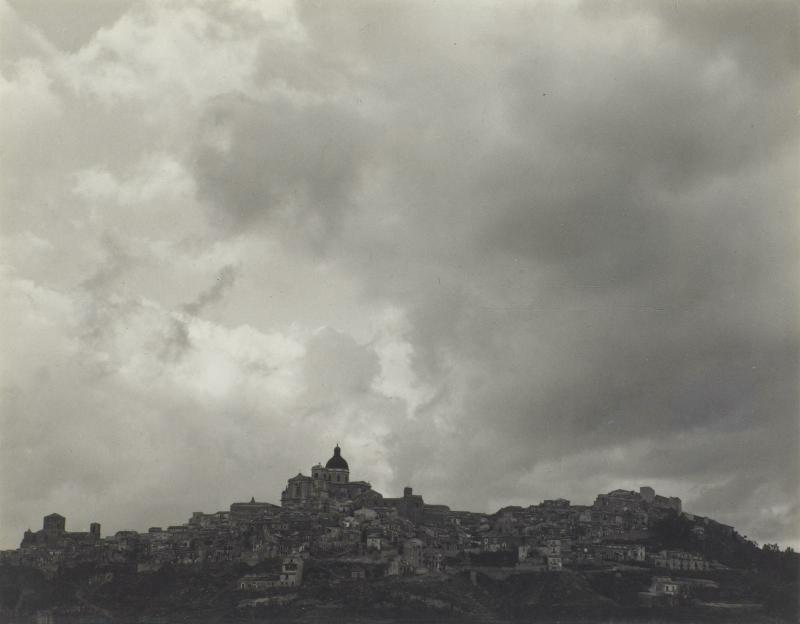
top-left (639, 486), bottom-right (655, 503)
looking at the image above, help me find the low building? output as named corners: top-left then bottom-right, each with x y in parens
top-left (230, 498), bottom-right (280, 523)
top-left (652, 549), bottom-right (709, 571)
top-left (239, 574), bottom-right (280, 591)
top-left (639, 576), bottom-right (683, 607)
top-left (599, 543), bottom-right (646, 562)
top-left (547, 555), bottom-right (562, 570)
top-left (238, 555), bottom-right (304, 590)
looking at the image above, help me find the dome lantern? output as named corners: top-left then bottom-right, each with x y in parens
top-left (325, 444), bottom-right (349, 470)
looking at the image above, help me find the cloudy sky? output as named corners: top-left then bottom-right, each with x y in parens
top-left (1, 0), bottom-right (797, 549)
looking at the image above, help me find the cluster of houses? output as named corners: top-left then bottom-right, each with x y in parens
top-left (2, 446), bottom-right (729, 601)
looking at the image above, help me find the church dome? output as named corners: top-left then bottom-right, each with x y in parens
top-left (325, 445), bottom-right (349, 470)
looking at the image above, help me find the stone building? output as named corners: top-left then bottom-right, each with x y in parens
top-left (281, 445), bottom-right (374, 510)
top-left (639, 576), bottom-right (684, 607)
top-left (592, 486), bottom-right (680, 527)
top-left (383, 487), bottom-right (425, 524)
top-left (21, 513), bottom-right (101, 548)
top-left (401, 538), bottom-right (424, 571)
top-left (229, 498), bottom-right (280, 523)
top-left (238, 555), bottom-right (304, 590)
top-left (652, 549), bottom-right (709, 571)
top-left (43, 514), bottom-right (65, 536)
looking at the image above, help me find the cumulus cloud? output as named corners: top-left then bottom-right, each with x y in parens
top-left (0, 0), bottom-right (797, 549)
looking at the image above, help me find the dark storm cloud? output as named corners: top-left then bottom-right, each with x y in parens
top-left (192, 93), bottom-right (376, 248)
top-left (189, 0), bottom-right (798, 542)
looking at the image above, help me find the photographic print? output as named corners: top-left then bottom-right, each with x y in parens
top-left (0, 1), bottom-right (798, 622)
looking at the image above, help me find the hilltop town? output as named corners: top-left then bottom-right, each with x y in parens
top-left (1, 445), bottom-right (797, 623)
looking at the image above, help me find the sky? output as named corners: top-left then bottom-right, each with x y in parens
top-left (0, 0), bottom-right (797, 549)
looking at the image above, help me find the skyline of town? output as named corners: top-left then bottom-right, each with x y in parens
top-left (3, 443), bottom-right (727, 571)
top-left (3, 442), bottom-right (792, 551)
top-left (7, 443), bottom-right (759, 550)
